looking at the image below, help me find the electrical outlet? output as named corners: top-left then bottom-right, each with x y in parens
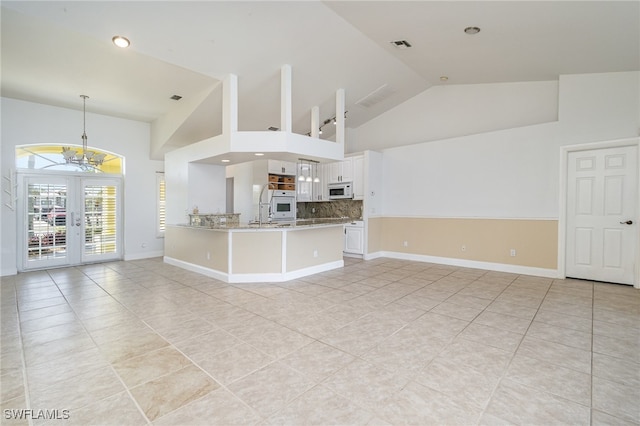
top-left (313, 250), bottom-right (318, 258)
top-left (403, 241), bottom-right (408, 247)
top-left (510, 249), bottom-right (516, 257)
top-left (206, 251), bottom-right (211, 260)
top-left (461, 245), bottom-right (466, 251)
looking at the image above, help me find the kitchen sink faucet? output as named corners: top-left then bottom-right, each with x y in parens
top-left (258, 183), bottom-right (273, 227)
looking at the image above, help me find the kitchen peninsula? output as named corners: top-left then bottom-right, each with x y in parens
top-left (164, 221), bottom-right (344, 283)
top-left (163, 67), bottom-right (352, 282)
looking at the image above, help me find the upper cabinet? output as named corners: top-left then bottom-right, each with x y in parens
top-left (327, 158), bottom-right (353, 184)
top-left (351, 155), bottom-right (364, 200)
top-left (324, 155), bottom-right (364, 200)
top-left (268, 160), bottom-right (296, 176)
top-left (297, 161), bottom-right (326, 201)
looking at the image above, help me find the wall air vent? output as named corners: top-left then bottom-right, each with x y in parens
top-left (355, 84), bottom-right (395, 108)
top-left (390, 40), bottom-right (412, 49)
top-left (267, 126), bottom-right (279, 131)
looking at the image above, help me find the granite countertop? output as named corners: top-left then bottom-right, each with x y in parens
top-left (176, 217), bottom-right (360, 231)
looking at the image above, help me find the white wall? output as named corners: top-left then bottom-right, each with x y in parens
top-left (164, 139), bottom-right (228, 226)
top-left (1, 98), bottom-right (164, 275)
top-left (349, 80), bottom-right (559, 153)
top-left (355, 72), bottom-right (639, 220)
top-left (187, 163), bottom-right (226, 214)
top-left (226, 161), bottom-right (257, 223)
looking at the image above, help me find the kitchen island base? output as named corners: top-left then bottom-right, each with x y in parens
top-left (164, 224), bottom-right (344, 283)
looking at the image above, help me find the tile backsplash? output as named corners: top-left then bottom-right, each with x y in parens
top-left (297, 200), bottom-right (363, 220)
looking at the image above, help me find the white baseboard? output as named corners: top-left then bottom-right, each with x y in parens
top-left (164, 257), bottom-right (344, 283)
top-left (364, 251), bottom-right (560, 278)
top-left (163, 257), bottom-right (228, 282)
top-left (1, 268), bottom-right (18, 277)
top-left (125, 250), bottom-right (164, 261)
top-left (343, 252), bottom-right (364, 259)
top-left (279, 260), bottom-right (344, 282)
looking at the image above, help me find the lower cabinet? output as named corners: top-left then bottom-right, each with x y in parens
top-left (344, 221), bottom-right (364, 255)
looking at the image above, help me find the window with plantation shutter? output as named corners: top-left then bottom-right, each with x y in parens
top-left (84, 184), bottom-right (118, 255)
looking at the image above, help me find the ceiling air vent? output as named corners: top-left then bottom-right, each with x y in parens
top-left (355, 84), bottom-right (395, 108)
top-left (390, 40), bottom-right (412, 49)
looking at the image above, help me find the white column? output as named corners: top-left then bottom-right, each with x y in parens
top-left (336, 88), bottom-right (345, 147)
top-left (223, 74), bottom-right (238, 135)
top-left (311, 106), bottom-right (320, 138)
top-left (281, 64), bottom-right (292, 133)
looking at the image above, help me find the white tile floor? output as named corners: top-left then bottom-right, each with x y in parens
top-left (1, 257), bottom-right (639, 425)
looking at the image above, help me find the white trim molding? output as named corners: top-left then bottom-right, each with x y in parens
top-left (364, 251), bottom-right (561, 279)
top-left (164, 256), bottom-right (343, 283)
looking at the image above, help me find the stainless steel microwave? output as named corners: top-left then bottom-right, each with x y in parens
top-left (328, 182), bottom-right (353, 200)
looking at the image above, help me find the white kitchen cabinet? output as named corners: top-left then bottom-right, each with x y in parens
top-left (326, 156), bottom-right (363, 198)
top-left (298, 161), bottom-right (328, 201)
top-left (351, 155), bottom-right (364, 200)
top-left (344, 221), bottom-right (364, 255)
top-left (268, 160), bottom-right (296, 176)
top-left (314, 164), bottom-right (328, 201)
top-left (296, 162), bottom-right (311, 201)
top-left (327, 158), bottom-right (353, 184)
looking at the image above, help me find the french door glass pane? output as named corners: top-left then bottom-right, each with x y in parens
top-left (26, 182), bottom-right (67, 261)
top-left (84, 185), bottom-right (117, 255)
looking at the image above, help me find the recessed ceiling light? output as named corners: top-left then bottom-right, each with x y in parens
top-left (112, 35), bottom-right (130, 48)
top-left (221, 159), bottom-right (230, 163)
top-left (464, 27), bottom-right (481, 35)
top-left (254, 153), bottom-right (264, 156)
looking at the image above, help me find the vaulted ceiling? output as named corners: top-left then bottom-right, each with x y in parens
top-left (1, 1), bottom-right (638, 159)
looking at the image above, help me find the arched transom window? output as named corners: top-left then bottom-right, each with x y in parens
top-left (16, 144), bottom-right (124, 174)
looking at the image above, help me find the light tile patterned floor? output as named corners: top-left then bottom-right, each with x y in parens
top-left (1, 257), bottom-right (639, 425)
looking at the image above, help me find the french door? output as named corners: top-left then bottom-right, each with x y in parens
top-left (19, 173), bottom-right (122, 271)
top-left (566, 145), bottom-right (638, 285)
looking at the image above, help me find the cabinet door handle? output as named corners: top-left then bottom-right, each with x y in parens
top-left (620, 220), bottom-right (633, 225)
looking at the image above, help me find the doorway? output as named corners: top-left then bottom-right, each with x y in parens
top-left (18, 172), bottom-right (123, 271)
top-left (563, 141), bottom-right (638, 286)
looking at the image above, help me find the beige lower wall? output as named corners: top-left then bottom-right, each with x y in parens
top-left (286, 226), bottom-right (344, 272)
top-left (165, 226), bottom-right (228, 272)
top-left (232, 231), bottom-right (282, 274)
top-left (368, 217), bottom-right (558, 269)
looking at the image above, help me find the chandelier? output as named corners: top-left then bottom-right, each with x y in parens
top-left (61, 95), bottom-right (106, 168)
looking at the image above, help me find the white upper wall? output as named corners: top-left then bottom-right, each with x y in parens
top-left (349, 80), bottom-right (560, 153)
top-left (355, 72), bottom-right (639, 219)
top-left (1, 97), bottom-right (163, 275)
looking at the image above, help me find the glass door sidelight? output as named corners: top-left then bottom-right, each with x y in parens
top-left (81, 179), bottom-right (121, 264)
top-left (23, 176), bottom-right (71, 269)
top-left (20, 174), bottom-right (122, 270)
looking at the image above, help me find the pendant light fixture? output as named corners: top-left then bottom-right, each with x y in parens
top-left (61, 95), bottom-right (106, 169)
top-left (298, 158), bottom-right (321, 184)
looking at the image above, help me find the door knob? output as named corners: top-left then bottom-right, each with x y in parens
top-left (620, 220), bottom-right (633, 225)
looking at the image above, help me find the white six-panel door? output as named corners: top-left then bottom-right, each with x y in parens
top-left (566, 145), bottom-right (638, 285)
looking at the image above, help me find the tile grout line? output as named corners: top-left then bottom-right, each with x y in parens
top-left (49, 266), bottom-right (154, 425)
